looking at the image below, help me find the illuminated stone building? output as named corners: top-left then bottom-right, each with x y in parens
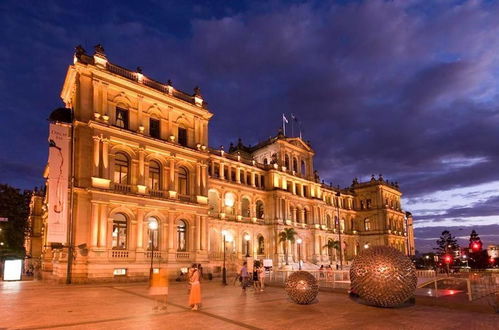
top-left (36, 46), bottom-right (414, 282)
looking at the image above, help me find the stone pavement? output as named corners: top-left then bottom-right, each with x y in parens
top-left (0, 280), bottom-right (497, 330)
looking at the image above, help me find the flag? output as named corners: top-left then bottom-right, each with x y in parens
top-left (282, 114), bottom-right (288, 124)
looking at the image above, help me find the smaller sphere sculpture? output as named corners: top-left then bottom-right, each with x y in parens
top-left (285, 271), bottom-right (319, 304)
top-left (350, 245), bottom-right (417, 307)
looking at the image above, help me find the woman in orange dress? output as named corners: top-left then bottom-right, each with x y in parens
top-left (188, 264), bottom-right (201, 310)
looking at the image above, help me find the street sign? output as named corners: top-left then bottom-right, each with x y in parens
top-left (0, 217), bottom-right (8, 222)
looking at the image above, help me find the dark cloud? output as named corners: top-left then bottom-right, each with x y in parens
top-left (416, 195), bottom-right (499, 222)
top-left (1, 1), bottom-right (498, 247)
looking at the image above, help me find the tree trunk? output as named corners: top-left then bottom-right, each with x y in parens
top-left (284, 243), bottom-right (289, 265)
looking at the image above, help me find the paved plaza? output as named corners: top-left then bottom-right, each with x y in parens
top-left (0, 280), bottom-right (497, 330)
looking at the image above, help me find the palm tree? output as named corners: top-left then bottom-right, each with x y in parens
top-left (279, 228), bottom-right (297, 265)
top-left (323, 239), bottom-right (340, 265)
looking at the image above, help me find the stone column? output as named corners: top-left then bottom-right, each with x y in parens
top-left (236, 167), bottom-right (241, 183)
top-left (169, 158), bottom-right (175, 191)
top-left (168, 213), bottom-right (175, 251)
top-left (136, 208), bottom-right (144, 250)
top-left (138, 148), bottom-right (145, 186)
top-left (196, 163), bottom-right (201, 196)
top-left (90, 202), bottom-right (99, 247)
top-left (102, 139), bottom-right (109, 180)
top-left (195, 215), bottom-right (201, 250)
top-left (201, 165), bottom-right (208, 195)
top-left (98, 204), bottom-right (108, 248)
top-left (161, 221), bottom-right (168, 251)
top-left (92, 79), bottom-right (100, 114)
top-left (101, 82), bottom-right (108, 116)
top-left (92, 136), bottom-right (100, 177)
top-left (219, 162), bottom-right (225, 180)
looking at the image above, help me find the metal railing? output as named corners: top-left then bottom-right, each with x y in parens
top-left (114, 183), bottom-right (131, 193)
top-left (269, 269), bottom-right (351, 289)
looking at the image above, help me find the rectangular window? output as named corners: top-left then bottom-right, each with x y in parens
top-left (150, 118), bottom-right (160, 139)
top-left (115, 107), bottom-right (129, 129)
top-left (178, 127), bottom-right (187, 146)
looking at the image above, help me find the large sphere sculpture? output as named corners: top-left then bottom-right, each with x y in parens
top-left (285, 271), bottom-right (319, 304)
top-left (350, 245), bottom-right (417, 307)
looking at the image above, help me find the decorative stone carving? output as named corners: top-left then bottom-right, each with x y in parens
top-left (350, 245), bottom-right (417, 307)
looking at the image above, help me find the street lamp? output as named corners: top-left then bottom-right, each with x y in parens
top-left (148, 218), bottom-right (159, 279)
top-left (296, 238), bottom-right (303, 270)
top-left (222, 230), bottom-right (232, 285)
top-left (244, 234), bottom-right (251, 257)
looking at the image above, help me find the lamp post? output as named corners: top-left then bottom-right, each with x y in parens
top-left (335, 191), bottom-right (343, 270)
top-left (244, 234), bottom-right (251, 257)
top-left (148, 218), bottom-right (159, 279)
top-left (296, 238), bottom-right (302, 270)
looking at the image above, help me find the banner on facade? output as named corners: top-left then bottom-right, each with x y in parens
top-left (46, 123), bottom-right (71, 244)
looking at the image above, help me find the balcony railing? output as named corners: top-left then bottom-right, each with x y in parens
top-left (149, 190), bottom-right (164, 198)
top-left (178, 194), bottom-right (191, 202)
top-left (176, 251), bottom-right (191, 260)
top-left (145, 251), bottom-right (162, 259)
top-left (110, 250), bottom-right (129, 259)
top-left (114, 183), bottom-right (131, 193)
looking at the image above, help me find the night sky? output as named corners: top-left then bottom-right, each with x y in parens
top-left (1, 0), bottom-right (498, 252)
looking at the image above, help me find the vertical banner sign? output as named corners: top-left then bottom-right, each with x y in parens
top-left (47, 123), bottom-right (70, 243)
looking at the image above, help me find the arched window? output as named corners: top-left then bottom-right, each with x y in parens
top-left (301, 160), bottom-right (306, 175)
top-left (178, 125), bottom-right (188, 146)
top-left (258, 235), bottom-right (265, 254)
top-left (284, 154), bottom-right (290, 169)
top-left (224, 192), bottom-right (235, 215)
top-left (114, 152), bottom-right (129, 184)
top-left (178, 167), bottom-right (189, 195)
top-left (208, 190), bottom-right (219, 214)
top-left (241, 197), bottom-right (250, 217)
top-left (147, 217), bottom-right (159, 251)
top-left (293, 157), bottom-right (298, 172)
top-left (364, 218), bottom-right (371, 231)
top-left (112, 213), bottom-right (128, 249)
top-left (177, 220), bottom-right (187, 251)
top-left (149, 161), bottom-right (161, 190)
top-left (256, 200), bottom-right (265, 219)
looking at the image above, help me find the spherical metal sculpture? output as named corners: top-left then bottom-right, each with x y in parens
top-left (285, 271), bottom-right (319, 304)
top-left (350, 245), bottom-right (417, 307)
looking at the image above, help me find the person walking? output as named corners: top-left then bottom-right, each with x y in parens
top-left (149, 268), bottom-right (169, 311)
top-left (252, 261), bottom-right (260, 291)
top-left (239, 261), bottom-right (249, 291)
top-left (258, 263), bottom-right (266, 292)
top-left (188, 264), bottom-right (202, 310)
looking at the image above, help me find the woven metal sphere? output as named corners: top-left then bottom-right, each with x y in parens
top-left (285, 271), bottom-right (319, 304)
top-left (350, 245), bottom-right (417, 307)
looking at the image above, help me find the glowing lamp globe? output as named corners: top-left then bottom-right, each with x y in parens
top-left (350, 246), bottom-right (417, 308)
